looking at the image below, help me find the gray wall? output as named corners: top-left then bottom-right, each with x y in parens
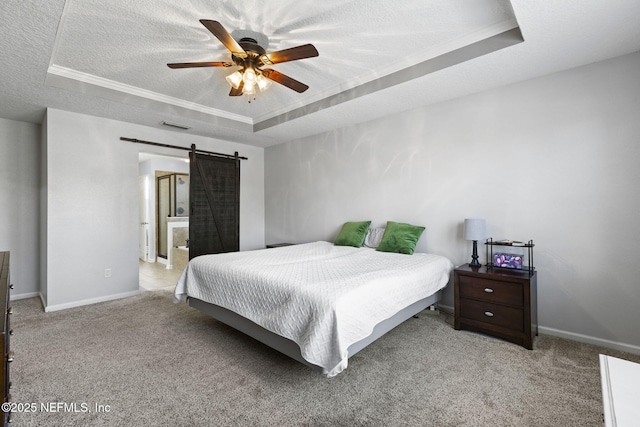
top-left (0, 118), bottom-right (41, 297)
top-left (265, 52), bottom-right (640, 353)
top-left (43, 109), bottom-right (141, 309)
top-left (41, 108), bottom-right (265, 310)
top-left (0, 109), bottom-right (265, 309)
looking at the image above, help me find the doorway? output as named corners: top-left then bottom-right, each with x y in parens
top-left (156, 172), bottom-right (189, 260)
top-left (138, 152), bottom-right (189, 291)
top-left (136, 147), bottom-right (242, 290)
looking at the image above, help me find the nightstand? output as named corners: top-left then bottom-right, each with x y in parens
top-left (454, 264), bottom-right (537, 349)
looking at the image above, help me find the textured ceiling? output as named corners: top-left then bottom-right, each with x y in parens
top-left (1, 0), bottom-right (640, 147)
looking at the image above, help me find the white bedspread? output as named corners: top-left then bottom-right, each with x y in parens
top-left (174, 241), bottom-right (452, 376)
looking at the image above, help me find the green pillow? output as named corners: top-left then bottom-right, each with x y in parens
top-left (376, 221), bottom-right (425, 255)
top-left (334, 221), bottom-right (372, 247)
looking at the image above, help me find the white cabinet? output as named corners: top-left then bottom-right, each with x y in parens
top-left (600, 354), bottom-right (640, 426)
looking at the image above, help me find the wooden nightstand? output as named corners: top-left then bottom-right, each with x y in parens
top-left (454, 264), bottom-right (537, 349)
top-left (1, 252), bottom-right (12, 427)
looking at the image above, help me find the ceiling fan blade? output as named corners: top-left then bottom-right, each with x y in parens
top-left (200, 20), bottom-right (247, 58)
top-left (261, 44), bottom-right (318, 65)
top-left (229, 81), bottom-right (244, 96)
top-left (261, 69), bottom-right (309, 93)
top-left (167, 62), bottom-right (233, 69)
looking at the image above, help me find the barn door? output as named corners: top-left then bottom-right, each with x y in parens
top-left (189, 149), bottom-right (240, 260)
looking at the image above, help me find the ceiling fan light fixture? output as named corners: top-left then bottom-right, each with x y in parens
top-left (243, 82), bottom-right (256, 95)
top-left (242, 68), bottom-right (257, 86)
top-left (225, 71), bottom-right (243, 89)
top-left (169, 21), bottom-right (318, 99)
top-left (256, 74), bottom-right (272, 92)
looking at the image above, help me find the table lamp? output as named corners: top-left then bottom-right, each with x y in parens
top-left (464, 218), bottom-right (486, 267)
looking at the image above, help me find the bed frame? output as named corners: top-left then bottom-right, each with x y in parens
top-left (188, 290), bottom-right (441, 373)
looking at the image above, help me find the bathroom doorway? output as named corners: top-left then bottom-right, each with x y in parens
top-left (138, 152), bottom-right (189, 290)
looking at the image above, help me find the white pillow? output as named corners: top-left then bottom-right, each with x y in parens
top-left (363, 227), bottom-right (385, 248)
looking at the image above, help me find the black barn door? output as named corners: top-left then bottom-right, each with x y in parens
top-left (189, 151), bottom-right (240, 259)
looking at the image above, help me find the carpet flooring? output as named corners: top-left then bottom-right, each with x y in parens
top-left (8, 290), bottom-right (640, 426)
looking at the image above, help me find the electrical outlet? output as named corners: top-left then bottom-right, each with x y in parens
top-left (104, 268), bottom-right (112, 278)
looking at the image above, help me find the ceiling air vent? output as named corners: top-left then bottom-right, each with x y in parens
top-left (161, 120), bottom-right (190, 130)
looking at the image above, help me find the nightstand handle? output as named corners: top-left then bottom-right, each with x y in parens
top-left (484, 311), bottom-right (494, 317)
top-left (484, 288), bottom-right (494, 293)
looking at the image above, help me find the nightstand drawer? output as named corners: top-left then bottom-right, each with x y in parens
top-left (458, 275), bottom-right (523, 307)
top-left (459, 298), bottom-right (524, 332)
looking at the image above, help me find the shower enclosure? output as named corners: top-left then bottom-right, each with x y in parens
top-left (157, 173), bottom-right (189, 259)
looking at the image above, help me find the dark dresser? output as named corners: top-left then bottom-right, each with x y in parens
top-left (0, 252), bottom-right (12, 426)
top-left (454, 263), bottom-right (537, 349)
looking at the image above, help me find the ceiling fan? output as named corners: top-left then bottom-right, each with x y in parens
top-left (167, 20), bottom-right (319, 99)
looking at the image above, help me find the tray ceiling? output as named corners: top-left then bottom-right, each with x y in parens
top-left (2, 0), bottom-right (640, 147)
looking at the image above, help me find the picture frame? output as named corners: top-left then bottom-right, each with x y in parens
top-left (493, 252), bottom-right (523, 270)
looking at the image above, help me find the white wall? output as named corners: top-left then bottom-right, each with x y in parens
top-left (43, 109), bottom-right (141, 309)
top-left (40, 113), bottom-right (48, 303)
top-left (0, 118), bottom-right (41, 298)
top-left (265, 52), bottom-right (640, 353)
top-left (43, 109), bottom-right (265, 310)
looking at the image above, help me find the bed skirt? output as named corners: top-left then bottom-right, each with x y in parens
top-left (188, 290), bottom-right (441, 374)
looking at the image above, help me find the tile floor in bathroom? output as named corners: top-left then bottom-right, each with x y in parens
top-left (139, 259), bottom-right (183, 291)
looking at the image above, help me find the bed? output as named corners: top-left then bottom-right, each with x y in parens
top-left (174, 241), bottom-right (453, 376)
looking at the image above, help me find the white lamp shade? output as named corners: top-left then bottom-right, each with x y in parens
top-left (242, 68), bottom-right (257, 86)
top-left (463, 218), bottom-right (486, 241)
top-left (225, 71), bottom-right (243, 89)
top-left (243, 82), bottom-right (256, 94)
top-left (256, 74), bottom-right (272, 92)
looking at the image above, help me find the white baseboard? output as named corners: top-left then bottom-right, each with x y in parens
top-left (437, 304), bottom-right (454, 315)
top-left (44, 290), bottom-right (140, 312)
top-left (539, 326), bottom-right (640, 356)
top-left (10, 291), bottom-right (40, 301)
top-left (438, 304), bottom-right (640, 356)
